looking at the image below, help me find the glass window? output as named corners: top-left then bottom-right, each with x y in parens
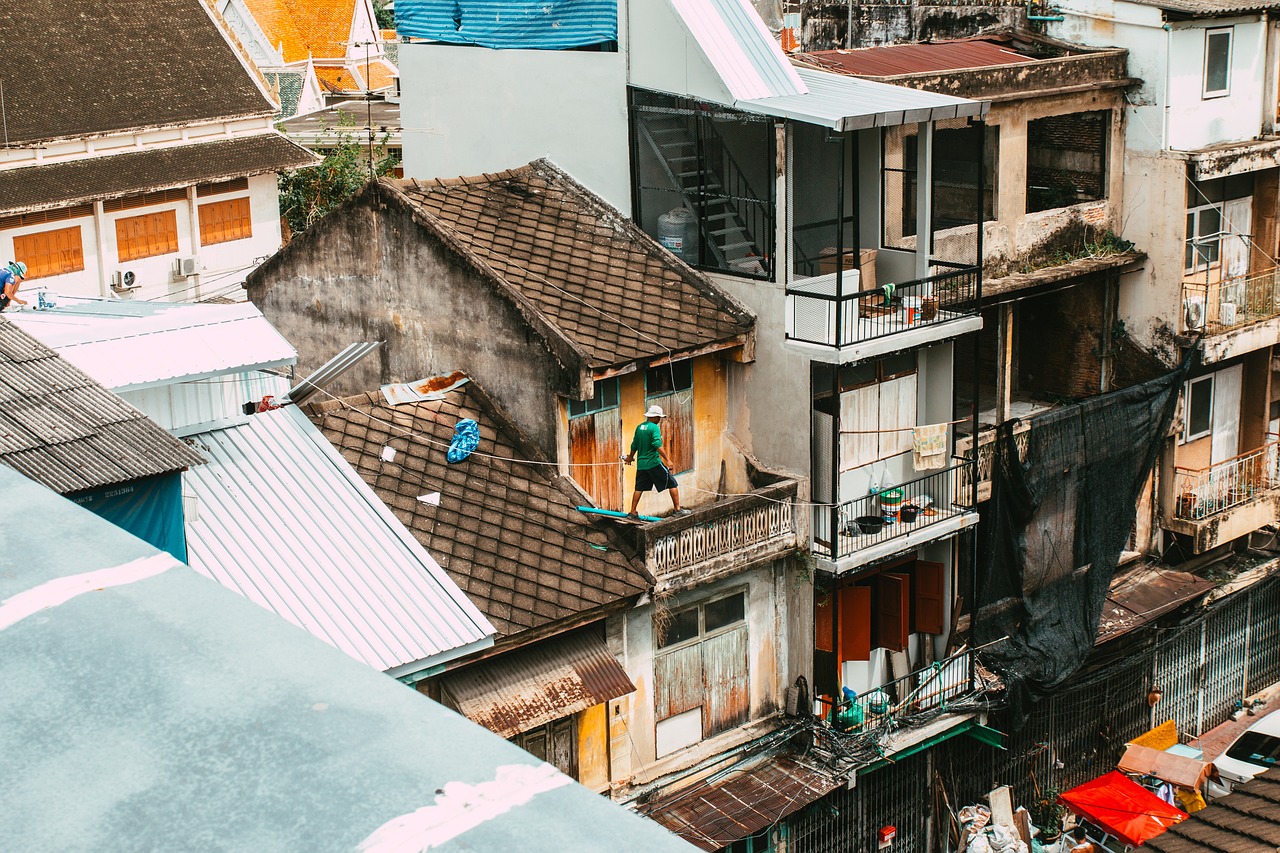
top-left (661, 607), bottom-right (701, 648)
top-left (568, 378), bottom-right (619, 418)
top-left (704, 593), bottom-right (746, 633)
top-left (1185, 376), bottom-right (1213, 442)
top-left (1025, 111), bottom-right (1109, 213)
top-left (1186, 206), bottom-right (1223, 272)
top-left (1204, 28), bottom-right (1233, 97)
top-left (646, 360), bottom-right (693, 396)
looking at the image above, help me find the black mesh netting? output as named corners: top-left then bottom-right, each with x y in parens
top-left (974, 357), bottom-right (1191, 726)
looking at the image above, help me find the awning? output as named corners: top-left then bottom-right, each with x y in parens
top-left (737, 66), bottom-right (987, 131)
top-left (1096, 564), bottom-right (1217, 645)
top-left (0, 133), bottom-right (319, 215)
top-left (1059, 771), bottom-right (1187, 846)
top-left (639, 754), bottom-right (841, 851)
top-left (1118, 744), bottom-right (1210, 791)
top-left (439, 628), bottom-right (635, 738)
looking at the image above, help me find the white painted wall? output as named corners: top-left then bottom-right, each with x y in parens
top-left (1166, 19), bottom-right (1268, 150)
top-left (398, 44), bottom-right (631, 211)
top-left (625, 0), bottom-right (736, 106)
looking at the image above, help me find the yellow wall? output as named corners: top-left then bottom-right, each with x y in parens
top-left (577, 703), bottom-right (610, 792)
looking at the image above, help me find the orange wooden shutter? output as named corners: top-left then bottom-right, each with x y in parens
top-left (876, 573), bottom-right (911, 652)
top-left (13, 226), bottom-right (85, 278)
top-left (199, 197), bottom-right (252, 245)
top-left (838, 585), bottom-right (872, 662)
top-left (569, 411), bottom-right (622, 511)
top-left (913, 560), bottom-right (946, 635)
top-left (116, 210), bottom-right (178, 261)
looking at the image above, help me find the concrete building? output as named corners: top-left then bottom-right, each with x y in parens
top-left (0, 0), bottom-right (317, 303)
top-left (1051, 0), bottom-right (1280, 555)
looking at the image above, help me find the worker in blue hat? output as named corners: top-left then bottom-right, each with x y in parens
top-left (0, 261), bottom-right (28, 312)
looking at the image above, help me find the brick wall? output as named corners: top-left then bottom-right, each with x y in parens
top-left (1018, 281), bottom-right (1105, 400)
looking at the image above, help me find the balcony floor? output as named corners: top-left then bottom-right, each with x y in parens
top-left (820, 506), bottom-right (979, 574)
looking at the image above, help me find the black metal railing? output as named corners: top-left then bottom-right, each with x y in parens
top-left (786, 263), bottom-right (979, 349)
top-left (813, 459), bottom-right (975, 562)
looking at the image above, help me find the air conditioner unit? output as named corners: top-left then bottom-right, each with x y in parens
top-left (171, 256), bottom-right (199, 281)
top-left (111, 270), bottom-right (138, 292)
top-left (1184, 295), bottom-right (1206, 331)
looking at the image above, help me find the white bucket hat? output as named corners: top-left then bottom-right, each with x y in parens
top-left (644, 404), bottom-right (666, 418)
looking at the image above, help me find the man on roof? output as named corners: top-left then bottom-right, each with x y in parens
top-left (0, 261), bottom-right (27, 312)
top-left (624, 404), bottom-right (687, 518)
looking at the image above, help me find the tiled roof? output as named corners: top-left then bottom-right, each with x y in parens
top-left (1144, 767), bottom-right (1280, 851)
top-left (2, 0), bottom-right (273, 145)
top-left (394, 160), bottom-right (753, 370)
top-left (0, 319), bottom-right (203, 494)
top-left (244, 0), bottom-right (356, 62)
top-left (0, 134), bottom-right (319, 216)
top-left (305, 379), bottom-right (651, 639)
top-left (265, 70), bottom-right (305, 117)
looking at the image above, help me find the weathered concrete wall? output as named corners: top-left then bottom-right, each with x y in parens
top-left (246, 187), bottom-right (573, 454)
top-left (1018, 279), bottom-right (1106, 399)
top-left (801, 0), bottom-right (1025, 49)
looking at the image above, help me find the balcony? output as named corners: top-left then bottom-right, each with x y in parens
top-left (786, 264), bottom-right (982, 362)
top-left (631, 479), bottom-right (801, 593)
top-left (1164, 441), bottom-right (1280, 553)
top-left (1182, 268), bottom-right (1280, 363)
top-left (813, 460), bottom-right (980, 573)
top-left (953, 423), bottom-right (1031, 505)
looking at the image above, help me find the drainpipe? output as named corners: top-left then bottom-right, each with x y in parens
top-left (1163, 24), bottom-right (1172, 151)
top-left (1026, 0), bottom-right (1064, 23)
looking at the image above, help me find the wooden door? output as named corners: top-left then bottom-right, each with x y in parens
top-left (569, 410), bottom-right (623, 511)
top-left (913, 561), bottom-right (946, 636)
top-left (838, 585), bottom-right (872, 663)
top-left (702, 626), bottom-right (750, 736)
top-left (648, 390), bottom-right (694, 473)
top-left (876, 573), bottom-right (911, 652)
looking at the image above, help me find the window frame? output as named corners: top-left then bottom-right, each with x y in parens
top-left (568, 378), bottom-right (620, 419)
top-left (1185, 203), bottom-right (1224, 273)
top-left (1183, 375), bottom-right (1214, 443)
top-left (658, 590), bottom-right (747, 652)
top-left (1024, 110), bottom-right (1110, 214)
top-left (1203, 27), bottom-right (1233, 99)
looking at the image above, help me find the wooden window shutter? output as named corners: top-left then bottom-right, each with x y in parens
top-left (569, 410), bottom-right (622, 511)
top-left (815, 588), bottom-right (834, 653)
top-left (838, 585), bottom-right (871, 662)
top-left (199, 197), bottom-right (252, 246)
top-left (913, 560), bottom-right (946, 635)
top-left (702, 626), bottom-right (749, 737)
top-left (115, 210), bottom-right (179, 262)
top-left (13, 226), bottom-right (85, 278)
top-left (876, 573), bottom-right (911, 652)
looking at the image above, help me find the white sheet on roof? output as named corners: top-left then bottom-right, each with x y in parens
top-left (183, 406), bottom-right (494, 676)
top-left (7, 295), bottom-right (295, 391)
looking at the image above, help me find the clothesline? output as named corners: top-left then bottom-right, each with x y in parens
top-left (839, 415), bottom-right (972, 435)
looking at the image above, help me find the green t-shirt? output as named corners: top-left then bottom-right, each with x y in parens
top-left (631, 421), bottom-right (663, 470)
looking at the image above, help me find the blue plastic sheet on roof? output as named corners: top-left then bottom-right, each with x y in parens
top-left (447, 419), bottom-right (480, 463)
top-left (69, 472), bottom-right (187, 562)
top-left (397, 0), bottom-right (617, 49)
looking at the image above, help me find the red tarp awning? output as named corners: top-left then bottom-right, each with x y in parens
top-left (1059, 771), bottom-right (1187, 846)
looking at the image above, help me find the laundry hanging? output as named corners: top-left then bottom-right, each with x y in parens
top-left (912, 423), bottom-right (949, 470)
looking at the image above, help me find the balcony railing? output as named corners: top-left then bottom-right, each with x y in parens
top-left (1182, 267), bottom-right (1280, 334)
top-left (953, 423), bottom-right (1031, 505)
top-left (1173, 440), bottom-right (1280, 521)
top-left (634, 479), bottom-right (800, 591)
top-left (814, 460), bottom-right (974, 563)
top-left (818, 648), bottom-right (978, 738)
top-left (786, 263), bottom-right (979, 349)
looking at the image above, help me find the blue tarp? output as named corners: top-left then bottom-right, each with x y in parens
top-left (69, 473), bottom-right (187, 562)
top-left (396, 0), bottom-right (617, 49)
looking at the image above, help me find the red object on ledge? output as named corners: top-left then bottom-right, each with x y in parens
top-left (1058, 770), bottom-right (1187, 846)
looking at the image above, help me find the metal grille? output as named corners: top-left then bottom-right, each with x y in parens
top-left (789, 750), bottom-right (929, 853)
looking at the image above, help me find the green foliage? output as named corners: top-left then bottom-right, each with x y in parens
top-left (278, 118), bottom-right (398, 238)
top-left (373, 0), bottom-right (394, 30)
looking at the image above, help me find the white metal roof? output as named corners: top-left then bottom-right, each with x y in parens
top-left (184, 406), bottom-right (494, 677)
top-left (670, 0), bottom-right (806, 100)
top-left (7, 294), bottom-right (296, 391)
top-left (737, 65), bottom-right (988, 130)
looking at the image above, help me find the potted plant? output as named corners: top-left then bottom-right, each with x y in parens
top-left (1029, 790), bottom-right (1066, 843)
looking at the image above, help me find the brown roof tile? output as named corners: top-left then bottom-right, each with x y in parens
top-left (305, 379), bottom-right (651, 639)
top-left (391, 160), bottom-right (753, 370)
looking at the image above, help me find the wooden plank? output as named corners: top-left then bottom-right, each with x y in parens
top-left (569, 410), bottom-right (622, 511)
top-left (702, 626), bottom-right (750, 737)
top-left (914, 560), bottom-right (946, 636)
top-left (655, 644), bottom-right (703, 720)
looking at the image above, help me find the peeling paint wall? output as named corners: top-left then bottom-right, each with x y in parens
top-left (799, 0), bottom-right (1025, 49)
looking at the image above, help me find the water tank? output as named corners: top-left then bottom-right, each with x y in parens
top-left (657, 208), bottom-right (699, 265)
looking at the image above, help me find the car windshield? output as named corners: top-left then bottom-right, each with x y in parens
top-left (1225, 731), bottom-right (1280, 769)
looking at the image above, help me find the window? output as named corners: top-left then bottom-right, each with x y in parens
top-left (568, 378), bottom-right (619, 418)
top-left (512, 716), bottom-right (577, 779)
top-left (199, 197), bottom-right (252, 245)
top-left (883, 120), bottom-right (997, 249)
top-left (115, 210), bottom-right (179, 261)
top-left (1204, 28), bottom-right (1233, 98)
top-left (1184, 375), bottom-right (1213, 442)
top-left (1184, 175), bottom-right (1252, 273)
top-left (1025, 111), bottom-right (1109, 213)
top-left (836, 354), bottom-right (918, 469)
top-left (13, 226), bottom-right (85, 278)
top-left (646, 360), bottom-right (694, 474)
top-left (655, 591), bottom-right (749, 756)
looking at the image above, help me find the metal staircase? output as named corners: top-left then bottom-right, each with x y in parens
top-left (638, 115), bottom-right (770, 277)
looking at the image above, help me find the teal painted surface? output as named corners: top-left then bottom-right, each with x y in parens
top-left (69, 472), bottom-right (186, 562)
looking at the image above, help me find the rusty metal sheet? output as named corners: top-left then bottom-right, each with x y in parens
top-left (1118, 744), bottom-right (1209, 790)
top-left (1097, 563), bottom-right (1216, 644)
top-left (640, 754), bottom-right (841, 852)
top-left (805, 41), bottom-right (1034, 78)
top-left (440, 627), bottom-right (634, 739)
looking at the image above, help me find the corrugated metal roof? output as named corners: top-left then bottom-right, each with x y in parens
top-left (1124, 0), bottom-right (1280, 14)
top-left (804, 41), bottom-right (1036, 77)
top-left (0, 319), bottom-right (203, 494)
top-left (670, 0), bottom-right (806, 100)
top-left (9, 296), bottom-right (296, 391)
top-left (440, 628), bottom-right (636, 739)
top-left (737, 65), bottom-right (986, 130)
top-left (184, 406), bottom-right (494, 676)
top-left (640, 754), bottom-right (841, 851)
